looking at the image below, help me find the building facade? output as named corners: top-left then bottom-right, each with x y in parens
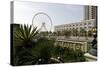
top-left (54, 6), bottom-right (97, 32)
top-left (84, 6), bottom-right (97, 28)
top-left (84, 6), bottom-right (97, 20)
top-left (54, 19), bottom-right (95, 32)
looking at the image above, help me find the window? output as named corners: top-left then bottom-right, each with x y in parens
top-left (84, 27), bottom-right (87, 29)
top-left (84, 23), bottom-right (87, 25)
top-left (80, 24), bottom-right (82, 26)
top-left (88, 26), bottom-right (92, 29)
top-left (88, 22), bottom-right (91, 25)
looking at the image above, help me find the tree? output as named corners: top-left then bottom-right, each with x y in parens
top-left (52, 32), bottom-right (57, 36)
top-left (71, 28), bottom-right (79, 36)
top-left (56, 31), bottom-right (61, 36)
top-left (79, 28), bottom-right (87, 37)
top-left (63, 30), bottom-right (71, 37)
top-left (87, 30), bottom-right (92, 37)
top-left (32, 37), bottom-right (55, 64)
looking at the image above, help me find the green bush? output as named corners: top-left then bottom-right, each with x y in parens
top-left (12, 24), bottom-right (85, 65)
top-left (32, 37), bottom-right (55, 64)
top-left (51, 45), bottom-right (85, 62)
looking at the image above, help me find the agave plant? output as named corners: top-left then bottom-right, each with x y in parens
top-left (13, 24), bottom-right (39, 65)
top-left (15, 24), bottom-right (38, 41)
top-left (14, 24), bottom-right (39, 47)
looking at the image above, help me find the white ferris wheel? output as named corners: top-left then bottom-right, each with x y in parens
top-left (32, 12), bottom-right (52, 32)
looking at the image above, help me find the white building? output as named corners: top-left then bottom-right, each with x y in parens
top-left (54, 6), bottom-right (97, 32)
top-left (54, 19), bottom-right (95, 32)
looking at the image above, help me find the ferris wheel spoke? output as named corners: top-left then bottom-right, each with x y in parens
top-left (32, 12), bottom-right (52, 32)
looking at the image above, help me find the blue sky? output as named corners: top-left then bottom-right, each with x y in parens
top-left (14, 1), bottom-right (84, 31)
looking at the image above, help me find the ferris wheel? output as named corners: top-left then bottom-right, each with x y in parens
top-left (32, 12), bottom-right (52, 32)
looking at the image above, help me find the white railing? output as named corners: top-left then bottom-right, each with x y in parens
top-left (55, 40), bottom-right (88, 52)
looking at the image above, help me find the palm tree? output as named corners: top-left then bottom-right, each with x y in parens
top-left (80, 28), bottom-right (86, 37)
top-left (74, 29), bottom-right (79, 36)
top-left (63, 30), bottom-right (71, 38)
top-left (87, 30), bottom-right (92, 37)
top-left (56, 31), bottom-right (61, 36)
top-left (71, 28), bottom-right (78, 36)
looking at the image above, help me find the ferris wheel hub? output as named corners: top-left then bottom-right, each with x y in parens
top-left (32, 12), bottom-right (52, 32)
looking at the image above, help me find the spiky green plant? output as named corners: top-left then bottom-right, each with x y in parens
top-left (15, 24), bottom-right (38, 41)
top-left (14, 24), bottom-right (39, 47)
top-left (13, 24), bottom-right (39, 65)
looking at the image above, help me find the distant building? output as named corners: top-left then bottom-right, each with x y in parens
top-left (54, 6), bottom-right (97, 32)
top-left (84, 6), bottom-right (97, 20)
top-left (84, 6), bottom-right (97, 28)
top-left (54, 19), bottom-right (95, 32)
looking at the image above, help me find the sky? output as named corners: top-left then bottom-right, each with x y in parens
top-left (14, 1), bottom-right (84, 31)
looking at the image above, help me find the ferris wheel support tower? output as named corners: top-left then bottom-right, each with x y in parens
top-left (32, 12), bottom-right (52, 32)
